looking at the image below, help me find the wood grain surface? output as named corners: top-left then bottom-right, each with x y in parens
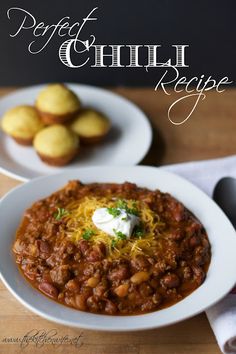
top-left (1, 86), bottom-right (234, 354)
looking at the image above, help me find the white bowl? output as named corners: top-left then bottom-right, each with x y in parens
top-left (1, 166), bottom-right (236, 331)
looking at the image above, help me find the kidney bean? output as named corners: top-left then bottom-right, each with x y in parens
top-left (161, 273), bottom-right (180, 288)
top-left (108, 265), bottom-right (129, 282)
top-left (149, 278), bottom-right (159, 289)
top-left (39, 282), bottom-right (58, 299)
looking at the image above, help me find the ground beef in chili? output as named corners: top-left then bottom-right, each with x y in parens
top-left (13, 181), bottom-right (211, 315)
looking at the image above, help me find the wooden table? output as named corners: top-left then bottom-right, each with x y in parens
top-left (1, 86), bottom-right (235, 354)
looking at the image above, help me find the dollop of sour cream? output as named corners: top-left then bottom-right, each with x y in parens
top-left (92, 208), bottom-right (140, 238)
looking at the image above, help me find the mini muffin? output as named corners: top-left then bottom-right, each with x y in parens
top-left (33, 125), bottom-right (79, 166)
top-left (35, 84), bottom-right (81, 125)
top-left (1, 105), bottom-right (44, 145)
top-left (69, 109), bottom-right (111, 144)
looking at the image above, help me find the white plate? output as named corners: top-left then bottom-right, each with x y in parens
top-left (0, 166), bottom-right (236, 331)
top-left (0, 84), bottom-right (152, 181)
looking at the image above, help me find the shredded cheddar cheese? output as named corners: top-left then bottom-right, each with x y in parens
top-left (64, 196), bottom-right (165, 259)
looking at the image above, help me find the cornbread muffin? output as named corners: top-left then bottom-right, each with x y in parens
top-left (1, 105), bottom-right (44, 145)
top-left (69, 109), bottom-right (111, 144)
top-left (35, 84), bottom-right (81, 124)
top-left (33, 125), bottom-right (79, 166)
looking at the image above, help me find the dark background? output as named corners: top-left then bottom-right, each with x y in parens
top-left (0, 0), bottom-right (235, 86)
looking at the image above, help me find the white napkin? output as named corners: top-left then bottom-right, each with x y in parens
top-left (161, 154), bottom-right (236, 354)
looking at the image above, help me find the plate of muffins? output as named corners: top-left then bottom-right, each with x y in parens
top-left (0, 83), bottom-right (152, 181)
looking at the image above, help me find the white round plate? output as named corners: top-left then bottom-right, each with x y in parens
top-left (0, 84), bottom-right (152, 181)
top-left (1, 166), bottom-right (236, 331)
